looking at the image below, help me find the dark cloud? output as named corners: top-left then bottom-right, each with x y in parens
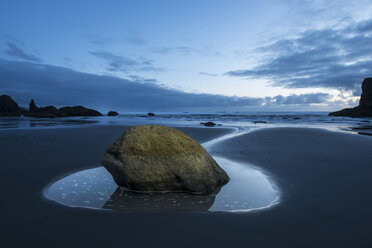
top-left (127, 75), bottom-right (158, 84)
top-left (4, 42), bottom-right (40, 62)
top-left (0, 59), bottom-right (330, 112)
top-left (0, 59), bottom-right (262, 111)
top-left (90, 51), bottom-right (163, 73)
top-left (265, 93), bottom-right (331, 105)
top-left (226, 18), bottom-right (372, 93)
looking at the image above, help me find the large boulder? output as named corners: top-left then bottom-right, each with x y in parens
top-left (0, 95), bottom-right (22, 116)
top-left (329, 78), bottom-right (372, 117)
top-left (102, 125), bottom-right (229, 194)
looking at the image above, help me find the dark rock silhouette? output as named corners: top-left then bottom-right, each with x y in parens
top-left (0, 95), bottom-right (22, 116)
top-left (34, 106), bottom-right (60, 118)
top-left (253, 121), bottom-right (267, 124)
top-left (27, 100), bottom-right (102, 118)
top-left (107, 111), bottom-right (119, 116)
top-left (102, 125), bottom-right (229, 194)
top-left (19, 108), bottom-right (29, 116)
top-left (59, 106), bottom-right (102, 117)
top-left (147, 112), bottom-right (155, 116)
top-left (29, 99), bottom-right (38, 113)
top-left (200, 122), bottom-right (217, 127)
top-left (1, 96), bottom-right (103, 118)
top-left (329, 78), bottom-right (372, 117)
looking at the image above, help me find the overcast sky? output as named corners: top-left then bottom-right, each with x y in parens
top-left (1, 0), bottom-right (372, 111)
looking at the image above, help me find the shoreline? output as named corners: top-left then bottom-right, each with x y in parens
top-left (1, 111), bottom-right (372, 138)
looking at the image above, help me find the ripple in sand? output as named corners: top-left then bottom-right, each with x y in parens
top-left (44, 157), bottom-right (279, 212)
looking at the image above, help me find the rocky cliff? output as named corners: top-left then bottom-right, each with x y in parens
top-left (329, 78), bottom-right (372, 117)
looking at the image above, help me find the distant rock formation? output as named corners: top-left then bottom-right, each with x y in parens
top-left (26, 100), bottom-right (102, 118)
top-left (107, 111), bottom-right (119, 116)
top-left (59, 106), bottom-right (102, 117)
top-left (1, 96), bottom-right (104, 118)
top-left (0, 95), bottom-right (22, 116)
top-left (329, 78), bottom-right (372, 117)
top-left (200, 121), bottom-right (217, 127)
top-left (29, 103), bottom-right (60, 118)
top-left (147, 112), bottom-right (155, 116)
top-left (29, 99), bottom-right (38, 113)
top-left (101, 125), bottom-right (229, 194)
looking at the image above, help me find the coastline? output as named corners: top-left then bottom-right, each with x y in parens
top-left (1, 125), bottom-right (372, 247)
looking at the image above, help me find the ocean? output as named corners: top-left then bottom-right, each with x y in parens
top-left (0, 111), bottom-right (371, 135)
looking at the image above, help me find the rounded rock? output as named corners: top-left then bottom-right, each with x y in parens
top-left (101, 125), bottom-right (229, 194)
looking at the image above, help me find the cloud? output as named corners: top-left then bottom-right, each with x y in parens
top-left (0, 59), bottom-right (334, 111)
top-left (150, 46), bottom-right (196, 55)
top-left (125, 30), bottom-right (147, 46)
top-left (4, 41), bottom-right (40, 62)
top-left (226, 18), bottom-right (372, 93)
top-left (265, 93), bottom-right (331, 105)
top-left (149, 45), bottom-right (223, 58)
top-left (87, 35), bottom-right (113, 46)
top-left (90, 51), bottom-right (163, 73)
top-left (0, 59), bottom-right (262, 111)
top-left (199, 72), bottom-right (218, 77)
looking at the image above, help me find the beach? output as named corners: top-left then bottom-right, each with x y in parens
top-left (1, 125), bottom-right (372, 247)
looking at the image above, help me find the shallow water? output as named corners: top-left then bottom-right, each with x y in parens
top-left (45, 156), bottom-right (279, 212)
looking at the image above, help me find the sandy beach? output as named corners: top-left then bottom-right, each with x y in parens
top-left (1, 125), bottom-right (372, 247)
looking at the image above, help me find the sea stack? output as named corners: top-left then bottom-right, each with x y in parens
top-left (0, 95), bottom-right (23, 116)
top-left (107, 111), bottom-right (119, 116)
top-left (101, 125), bottom-right (229, 194)
top-left (329, 78), bottom-right (372, 117)
top-left (27, 99), bottom-right (103, 118)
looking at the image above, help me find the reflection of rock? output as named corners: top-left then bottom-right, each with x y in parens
top-left (0, 95), bottom-right (22, 116)
top-left (103, 187), bottom-right (219, 211)
top-left (107, 111), bottom-right (119, 116)
top-left (329, 78), bottom-right (372, 117)
top-left (102, 125), bottom-right (229, 194)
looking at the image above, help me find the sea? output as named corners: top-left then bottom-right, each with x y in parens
top-left (0, 112), bottom-right (371, 136)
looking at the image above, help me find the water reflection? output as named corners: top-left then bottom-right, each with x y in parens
top-left (45, 157), bottom-right (279, 212)
top-left (0, 116), bottom-right (100, 130)
top-left (104, 187), bottom-right (219, 211)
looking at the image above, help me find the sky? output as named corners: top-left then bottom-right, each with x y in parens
top-left (1, 0), bottom-right (372, 112)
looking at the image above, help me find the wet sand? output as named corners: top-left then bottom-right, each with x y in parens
top-left (1, 126), bottom-right (372, 247)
